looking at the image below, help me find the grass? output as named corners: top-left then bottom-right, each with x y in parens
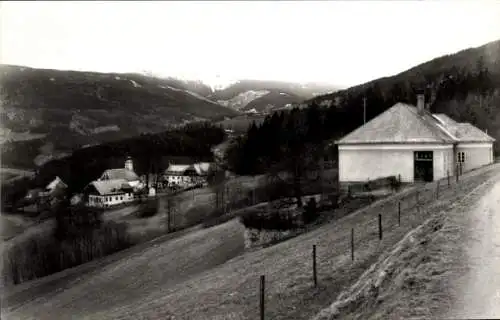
top-left (311, 167), bottom-right (500, 320)
top-left (4, 164), bottom-right (498, 319)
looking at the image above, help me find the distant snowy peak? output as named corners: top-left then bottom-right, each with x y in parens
top-left (217, 90), bottom-right (270, 110)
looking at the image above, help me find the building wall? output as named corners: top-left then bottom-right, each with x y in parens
top-left (165, 175), bottom-right (206, 187)
top-left (456, 142), bottom-right (494, 173)
top-left (88, 192), bottom-right (135, 208)
top-left (338, 144), bottom-right (453, 183)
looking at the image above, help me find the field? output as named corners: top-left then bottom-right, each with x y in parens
top-left (2, 163), bottom-right (499, 319)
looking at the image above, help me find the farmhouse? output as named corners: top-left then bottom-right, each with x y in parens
top-left (40, 176), bottom-right (68, 198)
top-left (84, 157), bottom-right (144, 208)
top-left (164, 162), bottom-right (212, 188)
top-left (84, 179), bottom-right (135, 208)
top-left (336, 92), bottom-right (495, 187)
top-left (24, 176), bottom-right (67, 201)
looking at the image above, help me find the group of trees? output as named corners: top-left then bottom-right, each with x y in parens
top-left (226, 52), bottom-right (500, 177)
top-left (224, 50), bottom-right (500, 209)
top-left (36, 122), bottom-right (225, 194)
top-left (1, 122), bottom-right (226, 210)
top-left (3, 198), bottom-right (132, 285)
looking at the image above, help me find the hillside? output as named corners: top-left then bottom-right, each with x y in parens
top-left (307, 39), bottom-right (500, 149)
top-left (223, 39), bottom-right (500, 178)
top-left (0, 65), bottom-right (240, 168)
top-left (2, 159), bottom-right (499, 319)
top-left (211, 79), bottom-right (339, 112)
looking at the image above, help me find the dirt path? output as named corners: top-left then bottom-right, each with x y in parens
top-left (445, 177), bottom-right (500, 318)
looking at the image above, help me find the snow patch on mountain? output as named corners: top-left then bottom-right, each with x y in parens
top-left (217, 90), bottom-right (270, 110)
top-left (130, 80), bottom-right (142, 88)
top-left (157, 84), bottom-right (221, 106)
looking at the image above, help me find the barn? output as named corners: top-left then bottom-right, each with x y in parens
top-left (335, 93), bottom-right (495, 187)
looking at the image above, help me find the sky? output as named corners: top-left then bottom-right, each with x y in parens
top-left (1, 1), bottom-right (500, 88)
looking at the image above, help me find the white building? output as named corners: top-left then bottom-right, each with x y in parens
top-left (84, 157), bottom-right (143, 208)
top-left (85, 179), bottom-right (135, 208)
top-left (164, 162), bottom-right (212, 188)
top-left (336, 92), bottom-right (495, 186)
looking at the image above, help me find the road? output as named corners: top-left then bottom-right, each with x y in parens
top-left (445, 176), bottom-right (500, 318)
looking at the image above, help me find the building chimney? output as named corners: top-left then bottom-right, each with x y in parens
top-left (416, 91), bottom-right (425, 115)
top-left (125, 157), bottom-right (133, 171)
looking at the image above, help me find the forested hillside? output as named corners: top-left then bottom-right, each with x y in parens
top-left (0, 65), bottom-right (238, 168)
top-left (1, 122), bottom-right (225, 208)
top-left (226, 39), bottom-right (500, 177)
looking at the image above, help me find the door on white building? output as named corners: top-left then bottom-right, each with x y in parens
top-left (414, 151), bottom-right (434, 182)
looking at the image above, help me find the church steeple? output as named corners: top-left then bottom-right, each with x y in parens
top-left (125, 156), bottom-right (134, 171)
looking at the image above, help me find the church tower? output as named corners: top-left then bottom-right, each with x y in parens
top-left (125, 156), bottom-right (134, 171)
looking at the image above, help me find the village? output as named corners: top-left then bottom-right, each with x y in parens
top-left (2, 2), bottom-right (500, 318)
top-left (20, 156), bottom-right (215, 212)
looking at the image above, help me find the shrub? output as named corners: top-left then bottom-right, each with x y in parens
top-left (302, 197), bottom-right (318, 224)
top-left (134, 199), bottom-right (159, 218)
top-left (240, 210), bottom-right (299, 231)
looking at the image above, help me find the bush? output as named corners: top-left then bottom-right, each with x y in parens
top-left (134, 199), bottom-right (159, 218)
top-left (240, 210), bottom-right (299, 231)
top-left (302, 197), bottom-right (318, 224)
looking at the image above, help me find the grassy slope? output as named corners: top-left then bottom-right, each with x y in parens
top-left (312, 168), bottom-right (500, 320)
top-left (3, 164), bottom-right (499, 319)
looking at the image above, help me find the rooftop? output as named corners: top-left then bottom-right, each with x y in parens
top-left (336, 102), bottom-right (495, 145)
top-left (100, 168), bottom-right (139, 182)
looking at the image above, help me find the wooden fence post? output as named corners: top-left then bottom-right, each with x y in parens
top-left (167, 198), bottom-right (172, 232)
top-left (456, 164), bottom-right (459, 183)
top-left (398, 202), bottom-right (401, 226)
top-left (351, 228), bottom-right (354, 261)
top-left (378, 214), bottom-right (383, 240)
top-left (312, 245), bottom-right (318, 287)
top-left (447, 170), bottom-right (450, 187)
top-left (260, 275), bottom-right (265, 320)
top-left (436, 181), bottom-right (440, 199)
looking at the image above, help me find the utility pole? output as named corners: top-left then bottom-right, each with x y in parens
top-left (363, 97), bottom-right (367, 124)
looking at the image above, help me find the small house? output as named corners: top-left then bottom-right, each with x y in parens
top-left (335, 91), bottom-right (495, 189)
top-left (164, 162), bottom-right (213, 188)
top-left (84, 179), bottom-right (135, 208)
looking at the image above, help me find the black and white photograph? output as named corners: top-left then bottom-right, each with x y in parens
top-left (1, 1), bottom-right (500, 319)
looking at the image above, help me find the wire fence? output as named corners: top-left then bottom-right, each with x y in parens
top-left (252, 168), bottom-right (480, 319)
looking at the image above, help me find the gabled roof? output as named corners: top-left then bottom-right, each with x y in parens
top-left (432, 114), bottom-right (494, 142)
top-left (87, 179), bottom-right (133, 196)
top-left (193, 162), bottom-right (212, 175)
top-left (46, 176), bottom-right (67, 191)
top-left (454, 123), bottom-right (495, 143)
top-left (336, 103), bottom-right (495, 145)
top-left (336, 103), bottom-right (456, 144)
top-left (100, 168), bottom-right (139, 182)
top-left (165, 164), bottom-right (191, 174)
